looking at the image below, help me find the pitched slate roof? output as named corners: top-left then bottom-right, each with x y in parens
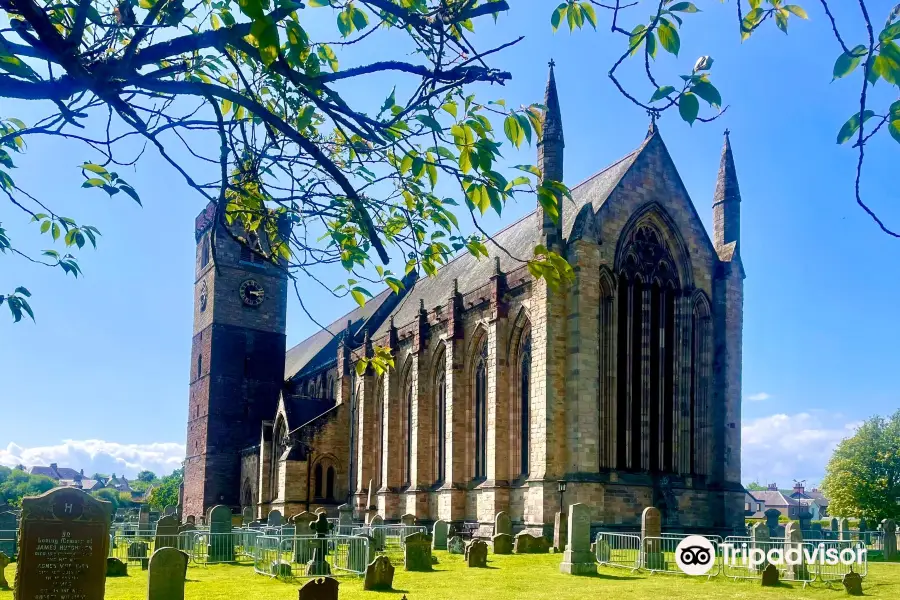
top-left (28, 465), bottom-right (80, 480)
top-left (371, 145), bottom-right (644, 338)
top-left (283, 395), bottom-right (336, 431)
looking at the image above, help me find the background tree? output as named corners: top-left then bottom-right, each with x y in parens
top-left (821, 410), bottom-right (900, 522)
top-left (746, 481), bottom-right (767, 491)
top-left (136, 470), bottom-right (156, 483)
top-left (0, 0), bottom-right (573, 345)
top-left (0, 466), bottom-right (55, 506)
top-left (91, 486), bottom-right (121, 511)
top-left (147, 468), bottom-right (182, 511)
top-left (90, 472), bottom-right (108, 481)
top-left (549, 0), bottom-right (900, 237)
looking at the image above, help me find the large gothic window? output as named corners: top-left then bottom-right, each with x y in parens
top-left (375, 379), bottom-right (384, 489)
top-left (434, 353), bottom-right (446, 485)
top-left (270, 419), bottom-right (286, 500)
top-left (519, 334), bottom-right (532, 477)
top-left (474, 340), bottom-right (488, 480)
top-left (402, 375), bottom-right (413, 487)
top-left (326, 466), bottom-right (336, 500)
top-left (314, 463), bottom-right (323, 498)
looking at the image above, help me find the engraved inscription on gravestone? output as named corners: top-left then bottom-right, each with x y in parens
top-left (15, 487), bottom-right (112, 600)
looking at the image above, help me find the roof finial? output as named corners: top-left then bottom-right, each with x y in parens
top-left (724, 128), bottom-right (731, 137)
top-left (548, 58), bottom-right (556, 69)
top-left (646, 109), bottom-right (659, 138)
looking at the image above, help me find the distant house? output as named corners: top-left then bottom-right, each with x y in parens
top-left (748, 481), bottom-right (830, 521)
top-left (744, 491), bottom-right (765, 517)
top-left (27, 464), bottom-right (105, 492)
top-left (793, 485), bottom-right (830, 519)
top-left (106, 474), bottom-right (133, 493)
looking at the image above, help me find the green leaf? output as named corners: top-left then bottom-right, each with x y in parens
top-left (657, 21), bottom-right (680, 56)
top-left (551, 3), bottom-right (566, 31)
top-left (14, 286), bottom-right (30, 297)
top-left (355, 359), bottom-right (367, 376)
top-left (784, 5), bottom-right (808, 19)
top-left (678, 92), bottom-right (699, 125)
top-left (580, 3), bottom-right (597, 29)
top-left (307, 0), bottom-right (329, 5)
top-left (40, 220), bottom-right (50, 234)
top-left (51, 222), bottom-right (60, 241)
top-left (668, 2), bottom-right (699, 12)
top-left (889, 120), bottom-right (900, 144)
top-left (649, 86), bottom-right (676, 102)
top-left (691, 81), bottom-right (721, 107)
top-left (250, 17), bottom-right (280, 66)
top-left (442, 102), bottom-right (458, 118)
top-left (351, 7), bottom-right (368, 32)
top-left (504, 115), bottom-right (524, 148)
top-left (775, 9), bottom-right (789, 33)
top-left (337, 8), bottom-right (352, 37)
top-left (82, 178), bottom-right (106, 188)
top-left (646, 31), bottom-right (657, 59)
top-left (833, 45), bottom-right (867, 80)
top-left (351, 288), bottom-right (367, 307)
top-left (415, 115), bottom-right (442, 132)
top-left (836, 110), bottom-right (875, 144)
top-left (81, 163), bottom-right (109, 176)
top-left (119, 185), bottom-right (142, 205)
top-left (881, 22), bottom-right (900, 43)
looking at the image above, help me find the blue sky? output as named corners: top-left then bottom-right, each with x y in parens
top-left (1, 2), bottom-right (897, 485)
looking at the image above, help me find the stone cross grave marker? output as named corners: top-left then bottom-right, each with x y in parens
top-left (298, 576), bottom-right (339, 600)
top-left (403, 532), bottom-right (432, 571)
top-left (14, 487), bottom-right (112, 600)
top-left (304, 512), bottom-right (332, 576)
top-left (0, 512), bottom-right (16, 559)
top-left (560, 503), bottom-right (595, 575)
top-left (207, 505), bottom-right (234, 562)
top-left (154, 514), bottom-right (180, 550)
top-left (364, 555), bottom-right (394, 591)
top-left (641, 506), bottom-right (665, 570)
top-left (0, 552), bottom-right (10, 589)
top-left (466, 539), bottom-right (488, 568)
top-left (267, 509), bottom-right (283, 526)
top-left (147, 547), bottom-right (189, 600)
top-left (881, 519), bottom-right (897, 561)
top-left (492, 533), bottom-right (512, 555)
top-left (494, 511), bottom-right (512, 536)
top-left (432, 519), bottom-right (449, 550)
top-left (553, 511), bottom-right (567, 553)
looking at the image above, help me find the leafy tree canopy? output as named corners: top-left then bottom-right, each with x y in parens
top-left (746, 481), bottom-right (767, 491)
top-left (136, 470), bottom-right (157, 483)
top-left (0, 466), bottom-right (56, 507)
top-left (91, 486), bottom-right (122, 510)
top-left (147, 468), bottom-right (182, 511)
top-left (821, 410), bottom-right (900, 523)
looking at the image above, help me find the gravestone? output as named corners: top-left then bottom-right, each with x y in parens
top-left (594, 536), bottom-right (611, 563)
top-left (403, 532), bottom-right (432, 571)
top-left (138, 505), bottom-right (150, 532)
top-left (839, 517), bottom-right (850, 541)
top-left (858, 519), bottom-right (870, 545)
top-left (207, 504), bottom-right (235, 562)
top-left (764, 509), bottom-right (781, 537)
top-left (831, 517), bottom-right (839, 534)
top-left (106, 557), bottom-right (127, 577)
top-left (163, 505), bottom-right (176, 517)
top-left (185, 515), bottom-right (195, 526)
top-left (560, 503), bottom-right (595, 575)
top-left (492, 533), bottom-right (512, 555)
top-left (270, 560), bottom-right (292, 577)
top-left (347, 534), bottom-right (375, 573)
top-left (783, 522), bottom-right (808, 580)
top-left (432, 519), bottom-right (449, 550)
top-left (242, 507), bottom-right (253, 526)
top-left (314, 507), bottom-right (328, 515)
top-left (553, 511), bottom-right (567, 553)
top-left (0, 512), bottom-right (17, 558)
top-left (147, 548), bottom-right (188, 600)
top-left (305, 547), bottom-right (331, 577)
top-left (14, 488), bottom-right (112, 600)
top-left (298, 576), bottom-right (339, 600)
top-left (494, 511), bottom-right (512, 536)
top-left (400, 513), bottom-right (415, 527)
top-left (292, 511), bottom-right (316, 536)
top-left (267, 509), bottom-right (283, 526)
top-left (364, 555), bottom-right (394, 591)
top-left (0, 552), bottom-right (10, 589)
top-left (761, 563), bottom-right (779, 586)
top-left (881, 519), bottom-right (897, 560)
top-left (843, 571), bottom-right (863, 596)
top-left (154, 514), bottom-right (180, 549)
top-left (466, 539), bottom-right (488, 568)
top-left (448, 536), bottom-right (465, 555)
top-left (513, 532), bottom-right (550, 554)
top-left (127, 540), bottom-right (149, 560)
top-left (641, 506), bottom-right (665, 570)
top-left (369, 514), bottom-right (385, 550)
top-left (337, 504), bottom-right (353, 532)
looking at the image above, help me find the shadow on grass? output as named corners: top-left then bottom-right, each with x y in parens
top-left (365, 589), bottom-right (410, 594)
top-left (572, 571), bottom-right (642, 581)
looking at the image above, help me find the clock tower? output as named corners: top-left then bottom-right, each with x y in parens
top-left (183, 203), bottom-right (288, 520)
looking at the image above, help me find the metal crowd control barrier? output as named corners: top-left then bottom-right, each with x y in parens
top-left (0, 530), bottom-right (18, 559)
top-left (641, 535), bottom-right (722, 578)
top-left (594, 532), bottom-right (641, 571)
top-left (351, 524), bottom-right (426, 555)
top-left (804, 540), bottom-right (868, 582)
top-left (189, 531), bottom-right (255, 565)
top-left (720, 540), bottom-right (817, 587)
top-left (252, 534), bottom-right (371, 580)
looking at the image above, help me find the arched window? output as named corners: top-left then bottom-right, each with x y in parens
top-left (375, 380), bottom-right (384, 489)
top-left (403, 381), bottom-right (413, 486)
top-left (519, 334), bottom-right (532, 477)
top-left (326, 466), bottom-right (335, 500)
top-left (199, 234), bottom-right (210, 268)
top-left (271, 419), bottom-right (286, 500)
top-left (197, 353), bottom-right (203, 380)
top-left (314, 463), bottom-right (323, 498)
top-left (474, 340), bottom-right (488, 479)
top-left (434, 353), bottom-right (446, 485)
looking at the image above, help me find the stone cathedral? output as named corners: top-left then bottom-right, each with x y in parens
top-left (183, 65), bottom-right (746, 534)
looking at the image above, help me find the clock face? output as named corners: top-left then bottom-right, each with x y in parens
top-left (239, 279), bottom-right (265, 306)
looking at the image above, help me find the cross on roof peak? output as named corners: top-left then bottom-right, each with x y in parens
top-left (548, 59), bottom-right (556, 68)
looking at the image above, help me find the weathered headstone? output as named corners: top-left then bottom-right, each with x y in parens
top-left (466, 539), bottom-right (488, 568)
top-left (513, 532), bottom-right (550, 554)
top-left (0, 512), bottom-right (17, 558)
top-left (432, 519), bottom-right (449, 550)
top-left (881, 519), bottom-right (897, 560)
top-left (761, 563), bottom-right (779, 586)
top-left (305, 548), bottom-right (331, 577)
top-left (839, 517), bottom-right (850, 541)
top-left (750, 521), bottom-right (770, 571)
top-left (242, 507), bottom-right (253, 526)
top-left (185, 515), bottom-right (195, 526)
top-left (641, 506), bottom-right (665, 570)
top-left (492, 533), bottom-right (512, 555)
top-left (138, 505), bottom-right (150, 532)
top-left (364, 555), bottom-right (394, 591)
top-left (843, 571), bottom-right (863, 596)
top-left (314, 507), bottom-right (328, 515)
top-left (560, 503), bottom-right (595, 575)
top-left (400, 513), bottom-right (415, 527)
top-left (292, 511), bottom-right (316, 536)
top-left (347, 534), bottom-right (375, 573)
top-left (783, 522), bottom-right (808, 580)
top-left (298, 576), bottom-right (339, 600)
top-left (154, 514), bottom-right (180, 549)
top-left (594, 536), bottom-right (611, 563)
top-left (448, 536), bottom-right (465, 555)
top-left (553, 511), bottom-right (567, 553)
top-left (831, 517), bottom-right (840, 534)
top-left (127, 540), bottom-right (149, 559)
top-left (494, 511), bottom-right (512, 536)
top-left (106, 557), bottom-right (128, 577)
top-left (369, 514), bottom-right (385, 551)
top-left (147, 547), bottom-right (189, 600)
top-left (0, 552), bottom-right (10, 589)
top-left (403, 532), bottom-right (432, 571)
top-left (270, 560), bottom-right (292, 578)
top-left (267, 509), bottom-right (283, 526)
top-left (163, 505), bottom-right (176, 517)
top-left (14, 488), bottom-right (112, 600)
top-left (337, 504), bottom-right (352, 532)
top-left (765, 509), bottom-right (781, 537)
top-left (207, 504), bottom-right (235, 562)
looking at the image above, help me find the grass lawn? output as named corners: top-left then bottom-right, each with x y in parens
top-left (2, 552), bottom-right (899, 599)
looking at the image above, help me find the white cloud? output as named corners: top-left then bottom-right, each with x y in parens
top-left (0, 439), bottom-right (185, 478)
top-left (741, 413), bottom-right (861, 486)
top-left (745, 392), bottom-right (771, 402)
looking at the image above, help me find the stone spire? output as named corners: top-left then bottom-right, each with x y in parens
top-left (537, 60), bottom-right (565, 251)
top-left (712, 130), bottom-right (741, 249)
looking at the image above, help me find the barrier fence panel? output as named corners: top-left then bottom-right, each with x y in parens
top-left (351, 524), bottom-right (426, 557)
top-left (808, 541), bottom-right (868, 582)
top-left (0, 530), bottom-right (18, 559)
top-left (330, 535), bottom-right (371, 576)
top-left (641, 535), bottom-right (722, 578)
top-left (190, 532), bottom-right (254, 565)
top-left (720, 540), bottom-right (817, 586)
top-left (253, 535), bottom-right (287, 578)
top-left (594, 532), bottom-right (641, 571)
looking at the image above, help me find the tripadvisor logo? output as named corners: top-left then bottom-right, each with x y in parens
top-left (673, 535), bottom-right (868, 576)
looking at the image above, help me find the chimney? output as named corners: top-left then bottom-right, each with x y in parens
top-left (767, 483), bottom-right (777, 491)
top-left (793, 481), bottom-right (805, 495)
